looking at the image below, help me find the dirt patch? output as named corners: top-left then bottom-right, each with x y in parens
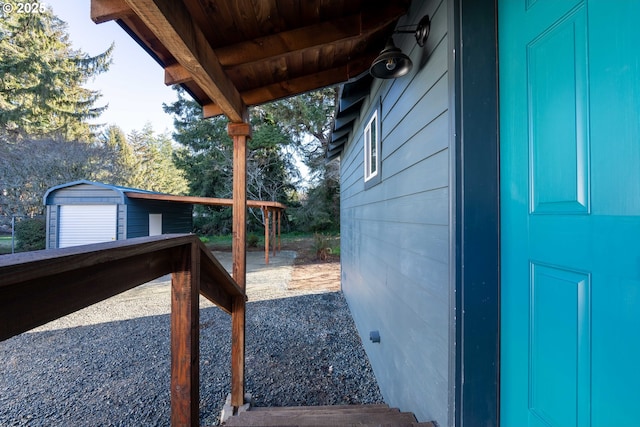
top-left (275, 235), bottom-right (340, 293)
top-left (208, 235), bottom-right (341, 294)
top-left (288, 260), bottom-right (340, 293)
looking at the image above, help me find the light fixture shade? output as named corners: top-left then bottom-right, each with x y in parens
top-left (369, 38), bottom-right (413, 79)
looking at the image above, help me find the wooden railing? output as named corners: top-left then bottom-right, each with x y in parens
top-left (0, 234), bottom-right (245, 427)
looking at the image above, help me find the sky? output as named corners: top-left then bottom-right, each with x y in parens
top-left (47, 1), bottom-right (179, 135)
top-left (46, 1), bottom-right (311, 183)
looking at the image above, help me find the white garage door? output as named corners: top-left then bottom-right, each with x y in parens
top-left (58, 205), bottom-right (117, 248)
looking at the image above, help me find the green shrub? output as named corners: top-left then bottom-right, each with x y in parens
top-left (312, 233), bottom-right (332, 260)
top-left (247, 233), bottom-right (259, 248)
top-left (15, 218), bottom-right (46, 252)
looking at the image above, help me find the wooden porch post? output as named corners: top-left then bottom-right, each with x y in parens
top-left (263, 207), bottom-right (270, 265)
top-left (171, 242), bottom-right (200, 427)
top-left (271, 207), bottom-right (277, 257)
top-left (228, 121), bottom-right (251, 408)
top-left (277, 209), bottom-right (282, 251)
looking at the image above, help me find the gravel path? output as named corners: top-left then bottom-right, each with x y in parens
top-left (0, 251), bottom-right (383, 426)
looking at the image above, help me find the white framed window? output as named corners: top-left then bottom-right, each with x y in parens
top-left (364, 110), bottom-right (379, 182)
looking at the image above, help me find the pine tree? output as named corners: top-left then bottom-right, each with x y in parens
top-left (164, 87), bottom-right (298, 234)
top-left (258, 87), bottom-right (340, 231)
top-left (97, 125), bottom-right (136, 185)
top-left (126, 124), bottom-right (189, 195)
top-left (0, 1), bottom-right (112, 140)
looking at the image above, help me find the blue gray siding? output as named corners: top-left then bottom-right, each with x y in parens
top-left (126, 199), bottom-right (192, 238)
top-left (45, 183), bottom-right (124, 205)
top-left (45, 184), bottom-right (127, 249)
top-left (340, 0), bottom-right (451, 424)
top-left (45, 183), bottom-right (193, 248)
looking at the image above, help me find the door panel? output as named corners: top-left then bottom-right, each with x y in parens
top-left (499, 1), bottom-right (640, 426)
top-left (58, 204), bottom-right (117, 248)
top-left (149, 213), bottom-right (162, 236)
top-left (528, 8), bottom-right (589, 215)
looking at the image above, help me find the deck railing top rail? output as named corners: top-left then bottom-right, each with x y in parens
top-left (0, 234), bottom-right (245, 426)
top-left (0, 234), bottom-right (243, 341)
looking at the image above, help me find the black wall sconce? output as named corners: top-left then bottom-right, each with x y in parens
top-left (370, 15), bottom-right (431, 79)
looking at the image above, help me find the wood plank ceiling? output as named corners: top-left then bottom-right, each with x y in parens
top-left (91, 0), bottom-right (411, 122)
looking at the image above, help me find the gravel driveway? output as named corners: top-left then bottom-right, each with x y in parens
top-left (0, 251), bottom-right (382, 426)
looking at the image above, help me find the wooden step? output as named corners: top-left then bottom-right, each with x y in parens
top-left (223, 403), bottom-right (435, 426)
top-left (249, 404), bottom-right (396, 414)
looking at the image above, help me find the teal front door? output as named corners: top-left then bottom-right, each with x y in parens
top-left (499, 1), bottom-right (640, 426)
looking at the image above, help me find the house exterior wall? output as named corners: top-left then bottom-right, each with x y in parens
top-left (126, 199), bottom-right (192, 238)
top-left (340, 0), bottom-right (451, 424)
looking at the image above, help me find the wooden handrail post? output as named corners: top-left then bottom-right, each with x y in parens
top-left (228, 121), bottom-right (251, 408)
top-left (170, 242), bottom-right (200, 427)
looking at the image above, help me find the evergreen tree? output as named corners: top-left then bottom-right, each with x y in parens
top-left (164, 88), bottom-right (298, 234)
top-left (126, 124), bottom-right (189, 195)
top-left (0, 1), bottom-right (112, 140)
top-left (259, 88), bottom-right (340, 231)
top-left (97, 125), bottom-right (136, 185)
top-left (164, 89), bottom-right (234, 198)
top-left (259, 87), bottom-right (337, 178)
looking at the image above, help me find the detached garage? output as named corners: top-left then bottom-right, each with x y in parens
top-left (44, 180), bottom-right (193, 249)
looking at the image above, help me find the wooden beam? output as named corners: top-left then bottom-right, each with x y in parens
top-left (272, 207), bottom-right (277, 258)
top-left (213, 6), bottom-right (407, 68)
top-left (202, 54), bottom-right (376, 118)
top-left (203, 103), bottom-right (221, 119)
top-left (164, 63), bottom-right (192, 86)
top-left (263, 207), bottom-right (270, 265)
top-left (123, 0), bottom-right (246, 122)
top-left (170, 242), bottom-right (200, 427)
top-left (123, 191), bottom-right (286, 210)
top-left (91, 0), bottom-right (132, 24)
top-left (239, 54), bottom-right (376, 102)
top-left (231, 296), bottom-right (246, 409)
top-left (199, 245), bottom-right (240, 314)
top-left (229, 121), bottom-right (250, 408)
top-left (277, 210), bottom-right (282, 252)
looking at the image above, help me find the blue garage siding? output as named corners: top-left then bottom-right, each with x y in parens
top-left (126, 199), bottom-right (192, 238)
top-left (46, 183), bottom-right (125, 205)
top-left (340, 0), bottom-right (451, 424)
top-left (44, 181), bottom-right (193, 248)
top-left (45, 205), bottom-right (57, 249)
top-left (44, 183), bottom-right (126, 249)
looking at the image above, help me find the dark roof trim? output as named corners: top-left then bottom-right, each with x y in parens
top-left (333, 108), bottom-right (360, 130)
top-left (331, 127), bottom-right (351, 142)
top-left (43, 180), bottom-right (161, 205)
top-left (326, 148), bottom-right (342, 161)
top-left (329, 137), bottom-right (348, 151)
top-left (326, 73), bottom-right (372, 160)
top-left (339, 74), bottom-right (373, 111)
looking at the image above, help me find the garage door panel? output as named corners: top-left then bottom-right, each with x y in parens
top-left (58, 205), bottom-right (117, 248)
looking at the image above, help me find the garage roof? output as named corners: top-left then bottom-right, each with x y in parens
top-left (43, 180), bottom-right (286, 210)
top-left (43, 180), bottom-right (159, 205)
